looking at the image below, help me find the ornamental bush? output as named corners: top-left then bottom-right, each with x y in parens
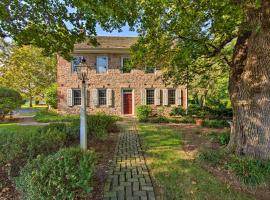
top-left (0, 87), bottom-right (23, 119)
top-left (87, 113), bottom-right (119, 139)
top-left (136, 105), bottom-right (152, 122)
top-left (16, 147), bottom-right (96, 200)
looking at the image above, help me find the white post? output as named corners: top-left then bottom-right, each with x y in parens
top-left (80, 79), bottom-right (87, 150)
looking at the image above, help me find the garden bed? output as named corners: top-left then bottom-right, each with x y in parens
top-left (0, 113), bottom-right (120, 200)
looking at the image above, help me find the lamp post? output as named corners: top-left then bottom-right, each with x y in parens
top-left (76, 58), bottom-right (88, 150)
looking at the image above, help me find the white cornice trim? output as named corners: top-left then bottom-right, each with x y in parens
top-left (73, 48), bottom-right (130, 54)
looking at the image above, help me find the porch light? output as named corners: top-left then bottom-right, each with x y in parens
top-left (76, 57), bottom-right (88, 81)
top-left (76, 57), bottom-right (89, 150)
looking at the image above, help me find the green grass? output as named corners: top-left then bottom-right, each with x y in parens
top-left (0, 124), bottom-right (41, 133)
top-left (138, 124), bottom-right (253, 200)
top-left (33, 111), bottom-right (79, 122)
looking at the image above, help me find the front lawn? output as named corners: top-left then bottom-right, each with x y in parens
top-left (33, 110), bottom-right (79, 122)
top-left (138, 124), bottom-right (253, 200)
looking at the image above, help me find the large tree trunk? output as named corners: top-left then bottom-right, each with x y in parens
top-left (228, 1), bottom-right (270, 159)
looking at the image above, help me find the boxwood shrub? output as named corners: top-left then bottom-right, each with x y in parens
top-left (16, 147), bottom-right (96, 200)
top-left (136, 105), bottom-right (152, 122)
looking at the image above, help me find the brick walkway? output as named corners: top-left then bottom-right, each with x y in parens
top-left (103, 122), bottom-right (155, 200)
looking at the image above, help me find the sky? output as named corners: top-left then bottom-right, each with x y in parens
top-left (96, 24), bottom-right (138, 37)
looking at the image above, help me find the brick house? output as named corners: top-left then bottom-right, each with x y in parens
top-left (57, 36), bottom-right (187, 116)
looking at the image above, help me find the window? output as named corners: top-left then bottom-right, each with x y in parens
top-left (73, 89), bottom-right (81, 105)
top-left (144, 66), bottom-right (156, 73)
top-left (121, 57), bottom-right (132, 73)
top-left (168, 89), bottom-right (176, 105)
top-left (98, 89), bottom-right (107, 105)
top-left (71, 56), bottom-right (83, 72)
top-left (96, 56), bottom-right (108, 73)
top-left (146, 89), bottom-right (154, 105)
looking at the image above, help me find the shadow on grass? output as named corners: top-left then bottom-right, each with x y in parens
top-left (138, 124), bottom-right (254, 200)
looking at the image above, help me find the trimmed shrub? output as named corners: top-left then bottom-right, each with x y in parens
top-left (169, 116), bottom-right (195, 124)
top-left (16, 147), bottom-right (96, 200)
top-left (0, 87), bottom-right (23, 119)
top-left (170, 106), bottom-right (186, 116)
top-left (202, 119), bottom-right (230, 128)
top-left (136, 105), bottom-right (152, 122)
top-left (87, 113), bottom-right (118, 139)
top-left (0, 128), bottom-right (66, 166)
top-left (150, 116), bottom-right (170, 123)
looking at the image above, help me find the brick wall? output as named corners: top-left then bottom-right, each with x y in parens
top-left (57, 53), bottom-right (187, 116)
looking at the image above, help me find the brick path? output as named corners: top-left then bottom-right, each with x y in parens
top-left (103, 122), bottom-right (155, 200)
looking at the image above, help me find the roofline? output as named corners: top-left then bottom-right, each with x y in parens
top-left (73, 47), bottom-right (130, 54)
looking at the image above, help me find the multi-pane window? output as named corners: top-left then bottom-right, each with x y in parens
top-left (96, 56), bottom-right (108, 73)
top-left (98, 89), bottom-right (107, 105)
top-left (121, 57), bottom-right (132, 73)
top-left (146, 89), bottom-right (155, 105)
top-left (168, 89), bottom-right (176, 105)
top-left (71, 56), bottom-right (83, 72)
top-left (73, 89), bottom-right (81, 105)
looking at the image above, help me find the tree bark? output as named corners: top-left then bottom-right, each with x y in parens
top-left (29, 96), bottom-right (33, 107)
top-left (228, 0), bottom-right (270, 159)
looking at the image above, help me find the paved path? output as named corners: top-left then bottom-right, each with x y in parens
top-left (103, 122), bottom-right (155, 200)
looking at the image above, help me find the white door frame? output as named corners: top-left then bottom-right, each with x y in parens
top-left (121, 88), bottom-right (134, 115)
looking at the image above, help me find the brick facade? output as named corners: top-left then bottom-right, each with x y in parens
top-left (57, 37), bottom-right (187, 116)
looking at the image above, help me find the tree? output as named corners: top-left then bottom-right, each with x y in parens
top-left (0, 45), bottom-right (56, 107)
top-left (0, 1), bottom-right (139, 59)
top-left (129, 0), bottom-right (270, 159)
top-left (0, 87), bottom-right (23, 119)
top-left (44, 83), bottom-right (57, 109)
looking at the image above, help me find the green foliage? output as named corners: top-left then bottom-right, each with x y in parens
top-left (34, 110), bottom-right (79, 122)
top-left (202, 119), bottom-right (230, 129)
top-left (87, 113), bottom-right (118, 139)
top-left (136, 105), bottom-right (152, 122)
top-left (0, 127), bottom-right (66, 165)
top-left (149, 116), bottom-right (170, 123)
top-left (170, 106), bottom-right (186, 116)
top-left (169, 116), bottom-right (195, 124)
top-left (209, 131), bottom-right (230, 145)
top-left (198, 150), bottom-right (226, 165)
top-left (44, 83), bottom-right (57, 109)
top-left (16, 147), bottom-right (96, 200)
top-left (199, 150), bottom-right (270, 185)
top-left (0, 87), bottom-right (23, 118)
top-left (226, 156), bottom-right (270, 185)
top-left (0, 45), bottom-right (56, 104)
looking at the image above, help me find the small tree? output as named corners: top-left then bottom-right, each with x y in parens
top-left (0, 87), bottom-right (23, 119)
top-left (44, 83), bottom-right (57, 109)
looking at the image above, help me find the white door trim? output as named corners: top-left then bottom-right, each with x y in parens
top-left (121, 88), bottom-right (134, 115)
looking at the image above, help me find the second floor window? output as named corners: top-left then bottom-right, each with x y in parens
top-left (146, 89), bottom-right (155, 105)
top-left (168, 89), bottom-right (176, 105)
top-left (73, 89), bottom-right (81, 105)
top-left (121, 57), bottom-right (132, 73)
top-left (96, 56), bottom-right (108, 73)
top-left (98, 89), bottom-right (107, 105)
top-left (71, 56), bottom-right (83, 72)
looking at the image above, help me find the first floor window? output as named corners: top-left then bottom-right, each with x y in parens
top-left (168, 89), bottom-right (176, 105)
top-left (146, 89), bottom-right (155, 105)
top-left (73, 89), bottom-right (81, 105)
top-left (98, 89), bottom-right (107, 105)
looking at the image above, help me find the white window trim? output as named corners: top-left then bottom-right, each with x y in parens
top-left (98, 88), bottom-right (107, 105)
top-left (72, 89), bottom-right (81, 106)
top-left (96, 56), bottom-right (109, 74)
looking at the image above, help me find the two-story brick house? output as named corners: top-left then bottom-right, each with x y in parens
top-left (57, 36), bottom-right (187, 116)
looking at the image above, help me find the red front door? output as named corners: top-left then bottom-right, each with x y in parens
top-left (124, 93), bottom-right (132, 114)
